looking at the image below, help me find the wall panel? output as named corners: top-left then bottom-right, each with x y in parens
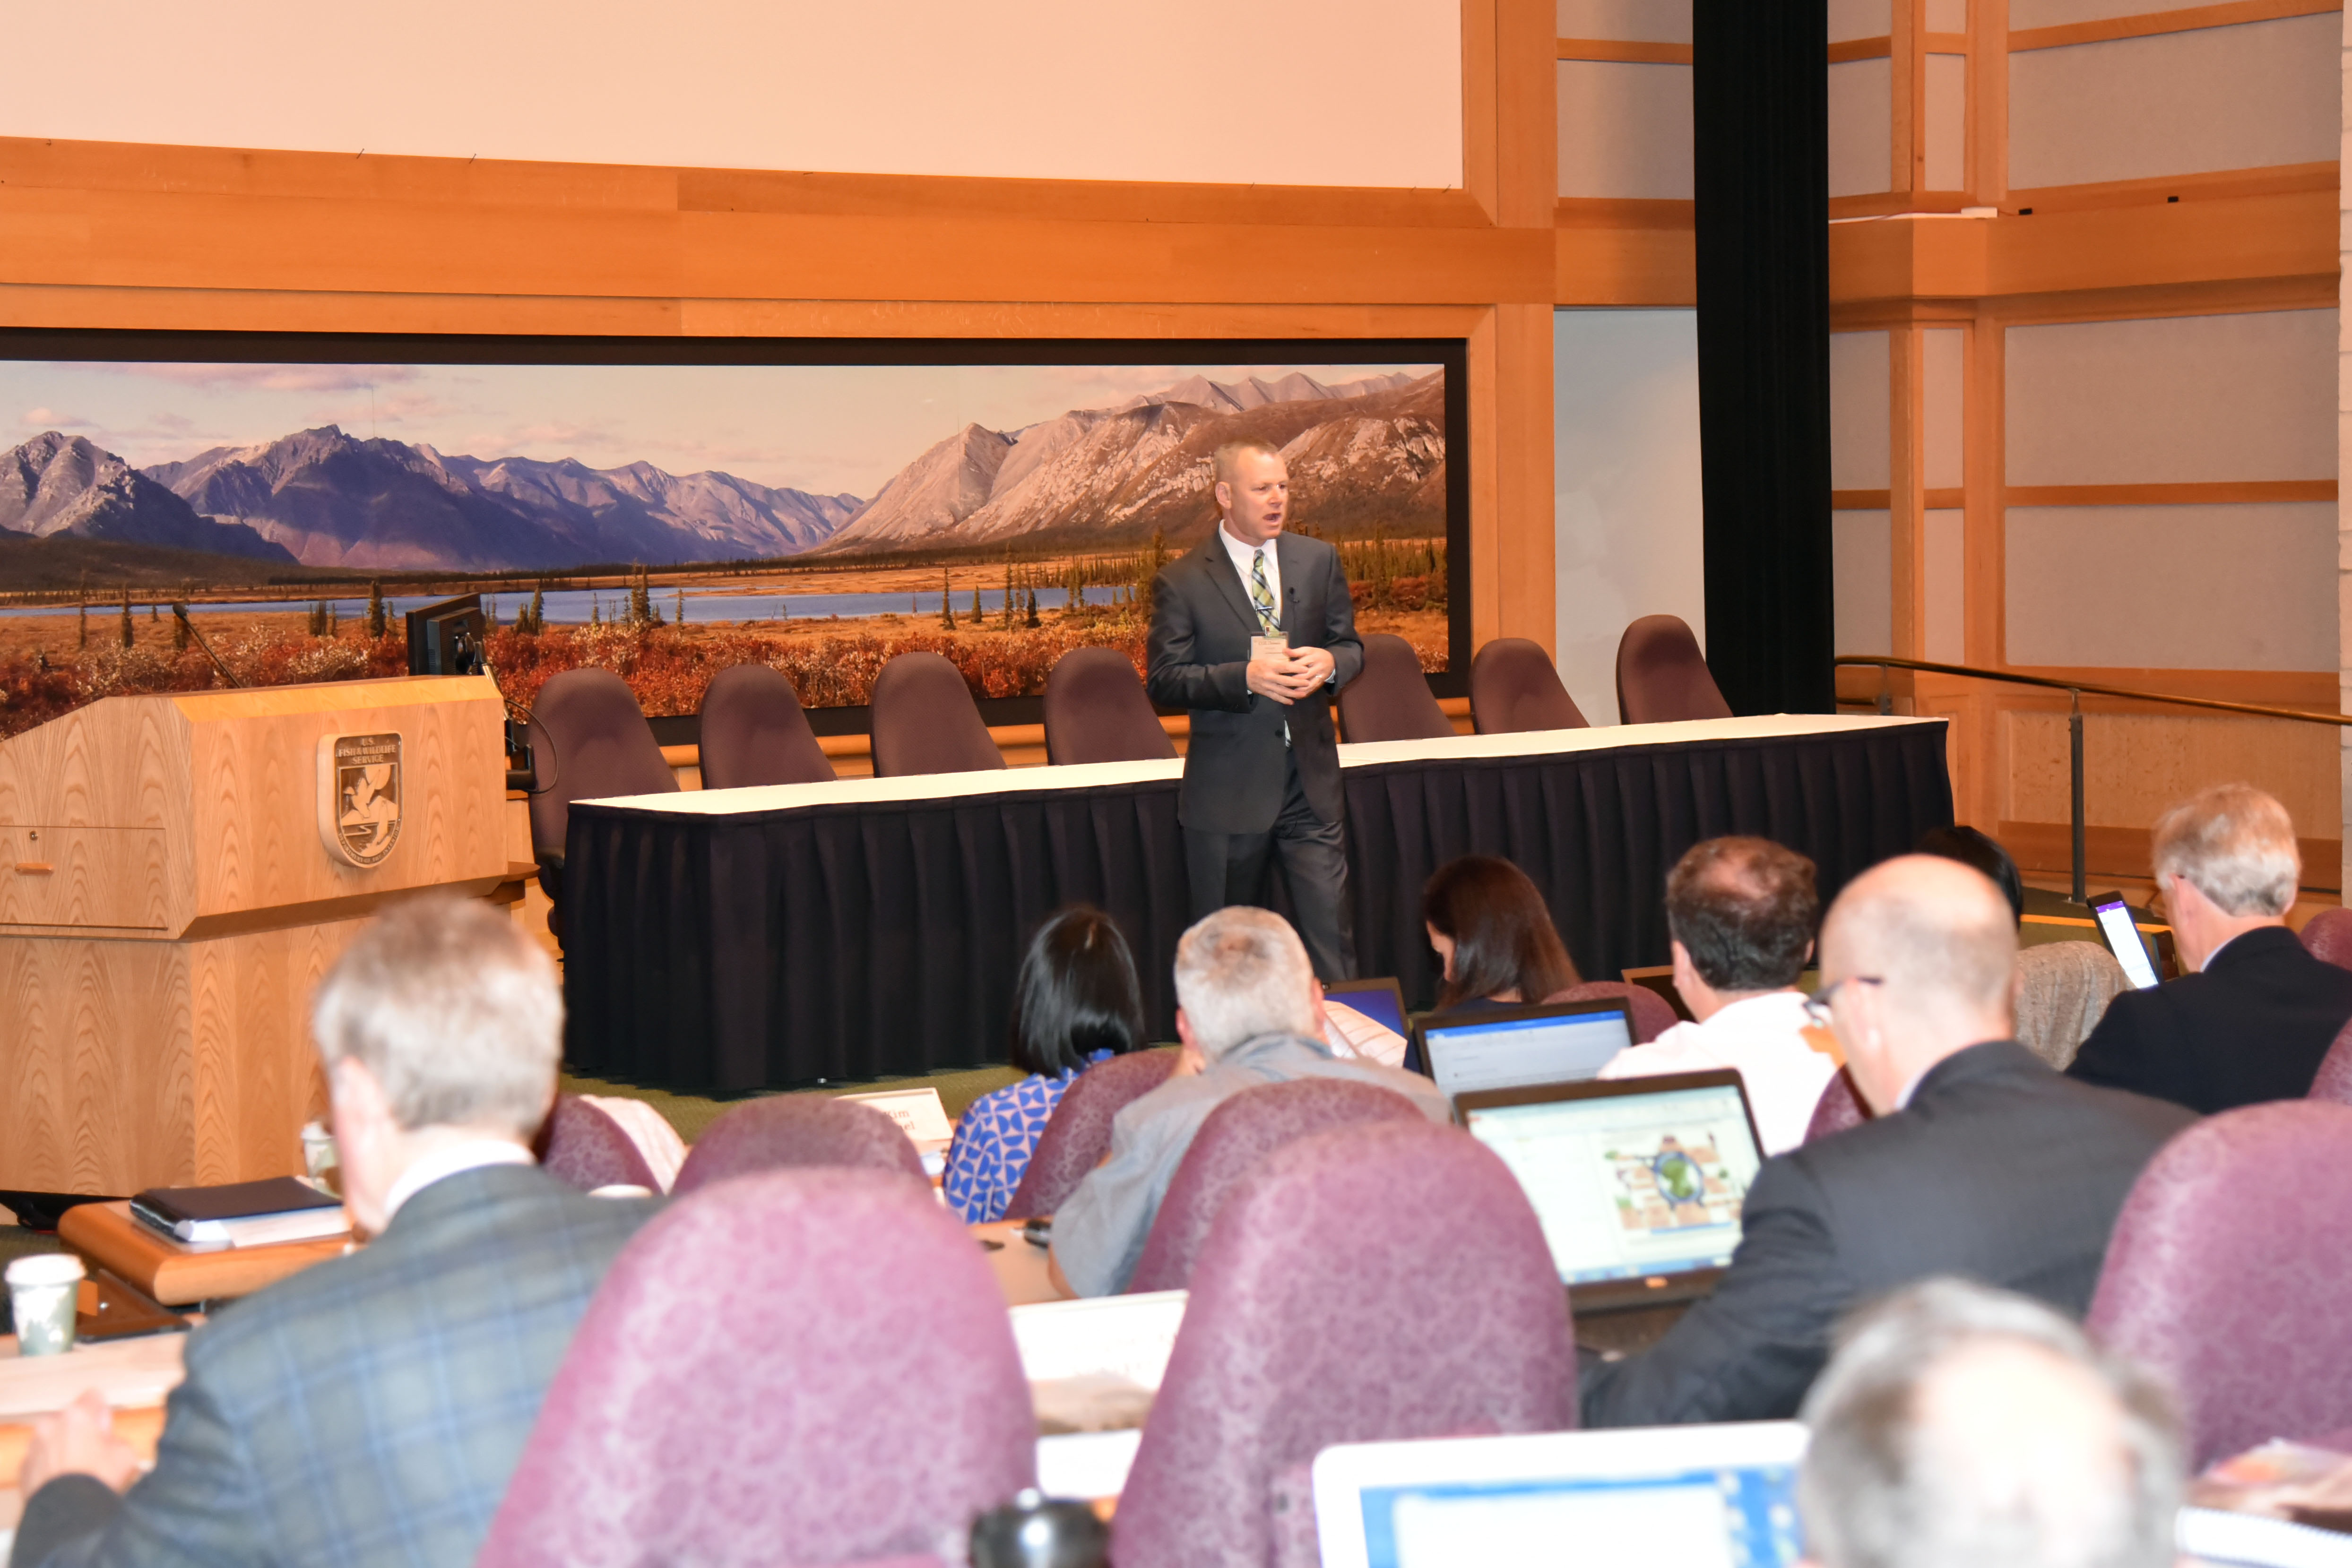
top-left (0, 0), bottom-right (1464, 190)
top-left (1926, 508), bottom-right (1968, 662)
top-left (1835, 510), bottom-right (1896, 655)
top-left (1830, 59), bottom-right (1897, 196)
top-left (1555, 0), bottom-right (1690, 41)
top-left (2012, 0), bottom-right (2256, 24)
top-left (1554, 308), bottom-right (1703, 724)
top-left (1833, 330), bottom-right (1895, 488)
top-left (2006, 501), bottom-right (2338, 668)
top-left (1556, 60), bottom-right (1694, 198)
top-left (2006, 309), bottom-right (2337, 484)
top-left (1926, 53), bottom-right (1969, 192)
top-left (1829, 0), bottom-right (1894, 43)
top-left (1925, 327), bottom-right (1965, 489)
top-left (2008, 15), bottom-right (2339, 189)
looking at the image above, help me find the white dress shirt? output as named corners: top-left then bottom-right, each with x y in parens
top-left (1220, 525), bottom-right (1281, 623)
top-left (1597, 991), bottom-right (1837, 1155)
top-left (381, 1138), bottom-right (535, 1223)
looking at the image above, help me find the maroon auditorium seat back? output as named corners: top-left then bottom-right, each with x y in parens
top-left (1547, 981), bottom-right (1676, 1045)
top-left (1614, 614), bottom-right (1734, 725)
top-left (2087, 1101), bottom-right (2352, 1468)
top-left (2310, 1017), bottom-right (2352, 1105)
top-left (1337, 631), bottom-right (1454, 743)
top-left (2301, 907), bottom-right (2352, 973)
top-left (477, 1169), bottom-right (1035, 1568)
top-left (697, 663), bottom-right (835, 790)
top-left (869, 652), bottom-right (1005, 778)
top-left (1042, 647), bottom-right (1176, 766)
top-left (671, 1095), bottom-right (925, 1198)
top-left (1003, 1050), bottom-right (1177, 1220)
top-left (1468, 638), bottom-right (1588, 735)
top-left (1125, 1078), bottom-right (1426, 1295)
top-left (1112, 1120), bottom-right (1575, 1568)
top-left (1803, 1068), bottom-right (1872, 1143)
top-left (534, 1095), bottom-right (659, 1194)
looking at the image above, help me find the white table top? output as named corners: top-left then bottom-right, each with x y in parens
top-left (579, 714), bottom-right (1941, 818)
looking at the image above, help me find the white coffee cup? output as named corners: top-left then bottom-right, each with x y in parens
top-left (7, 1253), bottom-right (86, 1356)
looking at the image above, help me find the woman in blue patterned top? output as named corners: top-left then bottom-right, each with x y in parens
top-left (943, 906), bottom-right (1145, 1223)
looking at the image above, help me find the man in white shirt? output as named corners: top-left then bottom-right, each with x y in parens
top-left (1600, 836), bottom-right (1836, 1153)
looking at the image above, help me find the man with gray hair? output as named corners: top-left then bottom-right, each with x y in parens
top-left (1580, 855), bottom-right (2191, 1429)
top-left (1799, 1278), bottom-right (2184, 1568)
top-left (2069, 782), bottom-right (2352, 1112)
top-left (1048, 906), bottom-right (1446, 1297)
top-left (12, 896), bottom-right (655, 1568)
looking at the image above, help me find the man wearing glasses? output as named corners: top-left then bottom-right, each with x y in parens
top-left (1579, 854), bottom-right (2193, 1430)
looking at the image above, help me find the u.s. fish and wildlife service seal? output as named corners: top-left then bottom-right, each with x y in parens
top-left (317, 732), bottom-right (403, 868)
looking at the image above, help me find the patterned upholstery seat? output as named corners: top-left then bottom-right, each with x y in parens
top-left (2302, 907), bottom-right (2352, 973)
top-left (1003, 1051), bottom-right (1177, 1220)
top-left (671, 1095), bottom-right (926, 1198)
top-left (2310, 1016), bottom-right (2352, 1105)
top-left (1112, 1120), bottom-right (1575, 1568)
top-left (478, 1169), bottom-right (1034, 1566)
top-left (1546, 981), bottom-right (1678, 1045)
top-left (1803, 1068), bottom-right (1871, 1143)
top-left (1125, 1078), bottom-right (1427, 1294)
top-left (2087, 1101), bottom-right (2352, 1467)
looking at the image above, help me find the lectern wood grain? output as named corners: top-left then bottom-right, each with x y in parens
top-left (0, 677), bottom-right (508, 1191)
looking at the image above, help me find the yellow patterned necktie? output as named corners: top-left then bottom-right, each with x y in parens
top-left (1249, 547), bottom-right (1281, 635)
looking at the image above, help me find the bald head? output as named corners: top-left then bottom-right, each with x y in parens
top-left (1825, 854), bottom-right (2016, 1032)
top-left (1799, 1279), bottom-right (2182, 1568)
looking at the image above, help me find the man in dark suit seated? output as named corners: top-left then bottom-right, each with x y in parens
top-left (1579, 855), bottom-right (2194, 1429)
top-left (12, 896), bottom-right (656, 1568)
top-left (2067, 783), bottom-right (2352, 1113)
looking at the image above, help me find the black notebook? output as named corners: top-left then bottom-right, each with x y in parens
top-left (132, 1176), bottom-right (346, 1249)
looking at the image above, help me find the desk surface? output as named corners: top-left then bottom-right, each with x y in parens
top-left (59, 1203), bottom-right (351, 1309)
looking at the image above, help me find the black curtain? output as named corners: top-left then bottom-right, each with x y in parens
top-left (1692, 1), bottom-right (1835, 715)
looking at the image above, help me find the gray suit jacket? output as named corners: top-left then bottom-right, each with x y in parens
top-left (13, 1164), bottom-right (654, 1568)
top-left (1050, 1031), bottom-right (1449, 1297)
top-left (1145, 532), bottom-right (1363, 834)
top-left (1578, 1042), bottom-right (2195, 1429)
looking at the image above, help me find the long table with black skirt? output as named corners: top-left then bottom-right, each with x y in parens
top-left (560, 713), bottom-right (1952, 1092)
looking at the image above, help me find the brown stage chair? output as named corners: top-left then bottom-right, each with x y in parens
top-left (868, 652), bottom-right (1005, 777)
top-left (1043, 647), bottom-right (1176, 765)
top-left (697, 664), bottom-right (835, 790)
top-left (1615, 614), bottom-right (1733, 724)
top-left (1468, 638), bottom-right (1588, 735)
top-left (1337, 631), bottom-right (1453, 743)
top-left (526, 668), bottom-right (678, 944)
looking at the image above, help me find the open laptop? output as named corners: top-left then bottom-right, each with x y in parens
top-left (1411, 999), bottom-right (1634, 1110)
top-left (1455, 1069), bottom-right (1768, 1314)
top-left (1313, 1421), bottom-right (1809, 1568)
top-left (1326, 977), bottom-right (1408, 1038)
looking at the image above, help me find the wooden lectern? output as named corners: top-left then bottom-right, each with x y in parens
top-left (0, 677), bottom-right (509, 1194)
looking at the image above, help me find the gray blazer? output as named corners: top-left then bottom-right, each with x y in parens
top-left (1578, 1042), bottom-right (2194, 1429)
top-left (1145, 532), bottom-right (1364, 835)
top-left (13, 1164), bottom-right (654, 1568)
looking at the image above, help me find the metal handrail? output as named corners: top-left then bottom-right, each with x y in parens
top-left (1833, 654), bottom-right (2349, 904)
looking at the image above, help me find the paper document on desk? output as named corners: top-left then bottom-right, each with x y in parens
top-left (1013, 1290), bottom-right (1187, 1434)
top-left (837, 1088), bottom-right (954, 1173)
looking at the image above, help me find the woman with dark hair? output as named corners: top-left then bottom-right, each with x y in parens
top-left (943, 905), bottom-right (1146, 1223)
top-left (1422, 854), bottom-right (1581, 1010)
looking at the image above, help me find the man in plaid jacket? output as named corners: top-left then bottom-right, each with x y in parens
top-left (12, 896), bottom-right (656, 1568)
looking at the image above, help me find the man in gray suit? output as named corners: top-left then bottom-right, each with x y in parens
top-left (12, 896), bottom-right (656, 1568)
top-left (1579, 855), bottom-right (2194, 1429)
top-left (1147, 439), bottom-right (1365, 979)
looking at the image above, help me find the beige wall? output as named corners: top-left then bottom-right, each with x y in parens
top-left (0, 0), bottom-right (1463, 189)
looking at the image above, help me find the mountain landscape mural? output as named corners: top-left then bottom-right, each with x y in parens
top-left (0, 367), bottom-right (1443, 572)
